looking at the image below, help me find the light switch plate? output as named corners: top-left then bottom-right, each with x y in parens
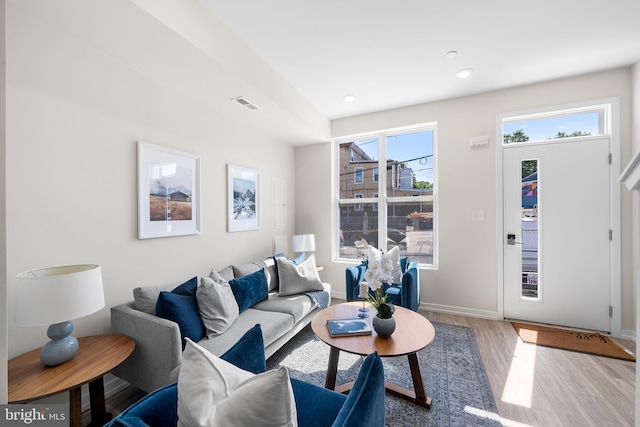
top-left (471, 210), bottom-right (485, 221)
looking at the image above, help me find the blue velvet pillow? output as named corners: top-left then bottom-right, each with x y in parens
top-left (229, 268), bottom-right (268, 313)
top-left (170, 276), bottom-right (198, 295)
top-left (156, 277), bottom-right (204, 346)
top-left (332, 352), bottom-right (385, 426)
top-left (220, 324), bottom-right (266, 374)
top-left (155, 276), bottom-right (198, 317)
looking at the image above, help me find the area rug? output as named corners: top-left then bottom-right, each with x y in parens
top-left (266, 322), bottom-right (501, 427)
top-left (512, 322), bottom-right (636, 361)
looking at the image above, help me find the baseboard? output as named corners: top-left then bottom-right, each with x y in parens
top-left (621, 328), bottom-right (637, 343)
top-left (419, 302), bottom-right (500, 321)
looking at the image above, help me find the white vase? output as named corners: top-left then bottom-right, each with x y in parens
top-left (373, 316), bottom-right (396, 338)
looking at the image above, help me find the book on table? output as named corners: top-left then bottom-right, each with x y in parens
top-left (326, 318), bottom-right (373, 337)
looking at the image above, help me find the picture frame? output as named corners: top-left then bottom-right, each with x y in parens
top-left (137, 141), bottom-right (201, 239)
top-left (228, 164), bottom-right (260, 232)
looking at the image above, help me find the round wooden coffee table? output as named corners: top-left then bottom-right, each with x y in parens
top-left (311, 301), bottom-right (436, 408)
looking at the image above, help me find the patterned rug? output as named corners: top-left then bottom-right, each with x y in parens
top-left (266, 322), bottom-right (501, 426)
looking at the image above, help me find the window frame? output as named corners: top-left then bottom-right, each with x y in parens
top-left (502, 104), bottom-right (608, 145)
top-left (334, 123), bottom-right (437, 267)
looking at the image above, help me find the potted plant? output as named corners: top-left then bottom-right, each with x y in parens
top-left (363, 258), bottom-right (396, 338)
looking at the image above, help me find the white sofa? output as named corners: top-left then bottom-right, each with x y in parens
top-left (111, 256), bottom-right (330, 393)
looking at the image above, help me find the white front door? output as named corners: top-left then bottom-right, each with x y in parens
top-left (503, 137), bottom-right (611, 332)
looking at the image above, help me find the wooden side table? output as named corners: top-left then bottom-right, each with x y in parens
top-left (8, 334), bottom-right (135, 427)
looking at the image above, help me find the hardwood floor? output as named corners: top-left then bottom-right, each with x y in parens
top-left (90, 310), bottom-right (636, 426)
top-left (425, 311), bottom-right (635, 427)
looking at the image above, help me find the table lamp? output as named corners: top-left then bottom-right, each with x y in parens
top-left (14, 264), bottom-right (105, 366)
top-left (292, 234), bottom-right (315, 258)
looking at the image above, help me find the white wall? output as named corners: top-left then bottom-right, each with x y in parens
top-left (632, 62), bottom-right (640, 328)
top-left (298, 68), bottom-right (635, 332)
top-left (5, 0), bottom-right (330, 363)
top-left (631, 60), bottom-right (640, 427)
top-left (1, 0), bottom-right (7, 405)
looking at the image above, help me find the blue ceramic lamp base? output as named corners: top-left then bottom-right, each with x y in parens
top-left (40, 321), bottom-right (78, 366)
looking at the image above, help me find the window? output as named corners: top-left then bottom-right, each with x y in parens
top-left (503, 106), bottom-right (606, 144)
top-left (354, 193), bottom-right (363, 211)
top-left (354, 167), bottom-right (364, 184)
top-left (336, 125), bottom-right (436, 265)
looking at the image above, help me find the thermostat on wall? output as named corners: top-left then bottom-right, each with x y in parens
top-left (470, 135), bottom-right (489, 148)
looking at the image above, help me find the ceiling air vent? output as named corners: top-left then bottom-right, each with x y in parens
top-left (232, 96), bottom-right (259, 111)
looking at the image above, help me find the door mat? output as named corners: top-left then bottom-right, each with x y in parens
top-left (512, 322), bottom-right (635, 361)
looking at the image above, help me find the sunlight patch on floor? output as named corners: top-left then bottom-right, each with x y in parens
top-left (502, 335), bottom-right (537, 408)
top-left (464, 406), bottom-right (534, 427)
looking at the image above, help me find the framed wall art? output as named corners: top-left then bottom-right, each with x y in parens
top-left (138, 141), bottom-right (201, 239)
top-left (228, 164), bottom-right (260, 232)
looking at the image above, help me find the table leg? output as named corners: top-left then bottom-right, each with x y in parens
top-left (408, 352), bottom-right (430, 407)
top-left (384, 352), bottom-right (432, 409)
top-left (325, 347), bottom-right (340, 390)
top-left (88, 376), bottom-right (112, 426)
top-left (69, 387), bottom-right (82, 427)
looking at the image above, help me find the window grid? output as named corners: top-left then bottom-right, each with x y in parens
top-left (336, 125), bottom-right (436, 265)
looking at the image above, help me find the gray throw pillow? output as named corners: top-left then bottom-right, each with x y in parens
top-left (232, 261), bottom-right (265, 279)
top-left (277, 254), bottom-right (324, 296)
top-left (196, 276), bottom-right (240, 338)
top-left (133, 282), bottom-right (178, 315)
top-left (214, 265), bottom-right (235, 282)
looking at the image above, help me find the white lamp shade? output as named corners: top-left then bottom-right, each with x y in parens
top-left (14, 264), bottom-right (105, 327)
top-left (292, 234), bottom-right (316, 253)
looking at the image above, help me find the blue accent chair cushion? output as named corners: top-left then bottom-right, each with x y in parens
top-left (106, 325), bottom-right (385, 427)
top-left (345, 256), bottom-right (420, 311)
top-left (229, 268), bottom-right (269, 313)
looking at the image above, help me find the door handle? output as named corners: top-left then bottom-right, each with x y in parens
top-left (507, 234), bottom-right (524, 245)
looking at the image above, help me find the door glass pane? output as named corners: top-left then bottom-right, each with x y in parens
top-left (339, 202), bottom-right (379, 260)
top-left (521, 159), bottom-right (539, 298)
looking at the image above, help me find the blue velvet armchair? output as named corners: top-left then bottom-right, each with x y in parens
top-left (106, 325), bottom-right (385, 427)
top-left (345, 257), bottom-right (420, 311)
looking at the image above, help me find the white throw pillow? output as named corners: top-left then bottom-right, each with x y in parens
top-left (177, 339), bottom-right (297, 427)
top-left (277, 254), bottom-right (324, 296)
top-left (196, 276), bottom-right (240, 338)
top-left (383, 246), bottom-right (402, 284)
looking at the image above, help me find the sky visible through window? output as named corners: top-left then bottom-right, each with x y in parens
top-left (356, 131), bottom-right (434, 186)
top-left (503, 111), bottom-right (602, 142)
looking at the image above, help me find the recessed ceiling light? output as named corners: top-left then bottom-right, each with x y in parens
top-left (456, 68), bottom-right (473, 79)
top-left (445, 51), bottom-right (458, 59)
top-left (343, 94), bottom-right (356, 103)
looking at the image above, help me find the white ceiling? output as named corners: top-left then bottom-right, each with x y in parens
top-left (200, 0), bottom-right (640, 121)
